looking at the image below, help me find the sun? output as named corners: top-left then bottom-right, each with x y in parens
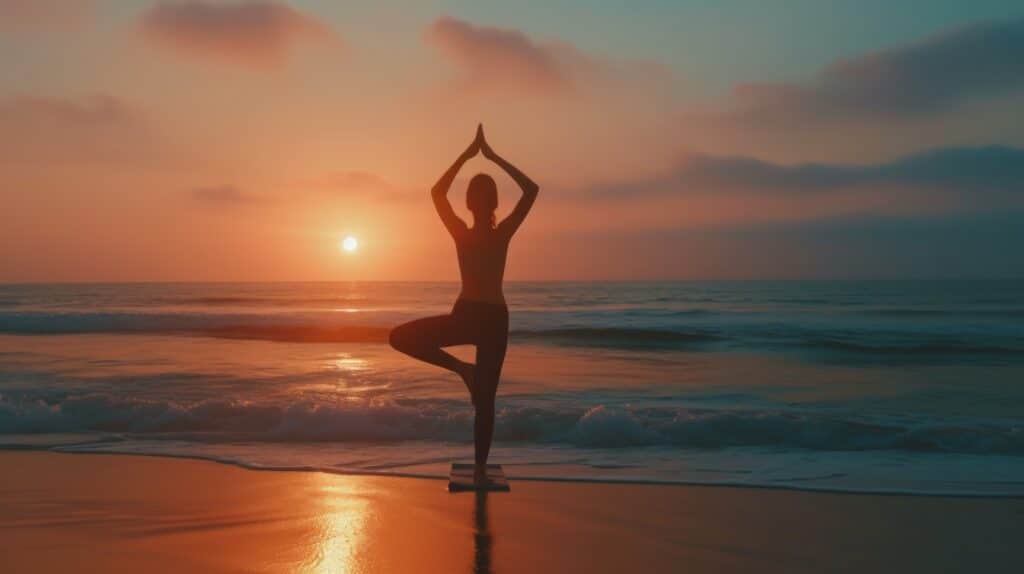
top-left (341, 236), bottom-right (358, 253)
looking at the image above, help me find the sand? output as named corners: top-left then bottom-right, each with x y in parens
top-left (0, 452), bottom-right (1021, 573)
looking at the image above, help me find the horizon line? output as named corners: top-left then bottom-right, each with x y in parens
top-left (2, 277), bottom-right (1023, 286)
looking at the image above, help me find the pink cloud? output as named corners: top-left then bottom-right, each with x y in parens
top-left (296, 170), bottom-right (406, 203)
top-left (429, 16), bottom-right (657, 97)
top-left (139, 1), bottom-right (335, 69)
top-left (191, 185), bottom-right (254, 203)
top-left (426, 16), bottom-right (568, 95)
top-left (0, 94), bottom-right (156, 165)
top-left (317, 171), bottom-right (392, 191)
top-left (1, 95), bottom-right (137, 126)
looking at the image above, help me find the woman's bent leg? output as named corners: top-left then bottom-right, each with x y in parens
top-left (389, 315), bottom-right (471, 374)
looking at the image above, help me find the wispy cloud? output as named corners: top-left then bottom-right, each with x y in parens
top-left (424, 15), bottom-right (665, 97)
top-left (0, 95), bottom-right (137, 126)
top-left (0, 0), bottom-right (94, 31)
top-left (548, 209), bottom-right (1024, 280)
top-left (139, 1), bottom-right (336, 69)
top-left (426, 16), bottom-right (569, 95)
top-left (191, 185), bottom-right (256, 203)
top-left (717, 17), bottom-right (1024, 127)
top-left (315, 171), bottom-right (392, 192)
top-left (296, 170), bottom-right (408, 203)
top-left (588, 146), bottom-right (1024, 197)
top-left (0, 94), bottom-right (154, 164)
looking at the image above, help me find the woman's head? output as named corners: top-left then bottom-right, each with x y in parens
top-left (466, 173), bottom-right (498, 226)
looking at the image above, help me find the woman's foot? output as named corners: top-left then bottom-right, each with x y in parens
top-left (457, 361), bottom-right (477, 405)
top-left (473, 464), bottom-right (492, 487)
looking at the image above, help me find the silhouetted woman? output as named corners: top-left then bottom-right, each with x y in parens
top-left (390, 124), bottom-right (539, 486)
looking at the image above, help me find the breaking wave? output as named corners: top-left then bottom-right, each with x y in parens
top-left (2, 393), bottom-right (1022, 455)
top-left (510, 327), bottom-right (723, 347)
top-left (2, 308), bottom-right (1021, 355)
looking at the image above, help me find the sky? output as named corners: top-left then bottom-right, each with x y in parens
top-left (2, 0), bottom-right (1023, 281)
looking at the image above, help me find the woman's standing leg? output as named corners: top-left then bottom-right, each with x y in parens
top-left (472, 316), bottom-right (508, 475)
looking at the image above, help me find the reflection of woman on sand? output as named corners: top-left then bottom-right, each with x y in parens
top-left (472, 491), bottom-right (493, 574)
top-left (390, 124), bottom-right (539, 486)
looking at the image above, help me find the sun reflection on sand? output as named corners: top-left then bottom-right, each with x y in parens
top-left (305, 476), bottom-right (371, 574)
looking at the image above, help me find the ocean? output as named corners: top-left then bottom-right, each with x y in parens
top-left (1, 281), bottom-right (1023, 496)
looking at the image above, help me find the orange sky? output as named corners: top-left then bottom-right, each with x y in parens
top-left (2, 1), bottom-right (1024, 281)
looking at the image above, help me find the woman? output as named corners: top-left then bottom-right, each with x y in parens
top-left (389, 124), bottom-right (539, 485)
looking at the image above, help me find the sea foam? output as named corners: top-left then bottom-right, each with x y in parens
top-left (2, 393), bottom-right (1022, 455)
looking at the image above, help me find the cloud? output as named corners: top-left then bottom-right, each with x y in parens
top-left (425, 15), bottom-right (662, 97)
top-left (139, 1), bottom-right (335, 69)
top-left (549, 209), bottom-right (1024, 280)
top-left (426, 16), bottom-right (566, 94)
top-left (315, 171), bottom-right (392, 192)
top-left (191, 185), bottom-right (255, 203)
top-left (0, 94), bottom-right (137, 126)
top-left (719, 17), bottom-right (1024, 127)
top-left (588, 146), bottom-right (1024, 198)
top-left (0, 94), bottom-right (154, 164)
top-left (295, 170), bottom-right (408, 202)
top-left (0, 0), bottom-right (94, 31)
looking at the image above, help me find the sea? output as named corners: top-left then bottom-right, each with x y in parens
top-left (1, 281), bottom-right (1023, 496)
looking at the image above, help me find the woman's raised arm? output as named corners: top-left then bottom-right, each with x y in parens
top-left (432, 127), bottom-right (483, 237)
top-left (481, 131), bottom-right (539, 238)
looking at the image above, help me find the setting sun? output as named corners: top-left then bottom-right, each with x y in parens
top-left (341, 236), bottom-right (359, 253)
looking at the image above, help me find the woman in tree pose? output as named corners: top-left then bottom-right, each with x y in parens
top-left (389, 124), bottom-right (539, 485)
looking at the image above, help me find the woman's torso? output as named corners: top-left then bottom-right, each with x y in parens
top-left (455, 228), bottom-right (509, 305)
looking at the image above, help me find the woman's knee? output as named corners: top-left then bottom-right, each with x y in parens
top-left (389, 324), bottom-right (412, 352)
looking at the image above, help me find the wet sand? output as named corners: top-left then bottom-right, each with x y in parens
top-left (0, 452), bottom-right (1021, 573)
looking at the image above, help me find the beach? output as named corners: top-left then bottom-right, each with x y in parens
top-left (1, 451), bottom-right (1021, 573)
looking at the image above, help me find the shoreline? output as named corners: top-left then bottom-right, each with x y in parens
top-left (5, 446), bottom-right (1023, 500)
top-left (2, 451), bottom-right (1022, 573)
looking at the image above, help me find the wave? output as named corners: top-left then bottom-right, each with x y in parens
top-left (6, 308), bottom-right (1024, 358)
top-left (510, 327), bottom-right (723, 347)
top-left (0, 313), bottom-right (720, 347)
top-left (170, 296), bottom-right (279, 305)
top-left (0, 311), bottom-right (392, 343)
top-left (159, 296), bottom-right (389, 307)
top-left (0, 311), bottom-right (724, 347)
top-left (3, 311), bottom-right (1022, 355)
top-left (864, 308), bottom-right (1024, 318)
top-left (799, 337), bottom-right (1020, 355)
top-left (203, 325), bottom-right (391, 343)
top-left (2, 393), bottom-right (1022, 455)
